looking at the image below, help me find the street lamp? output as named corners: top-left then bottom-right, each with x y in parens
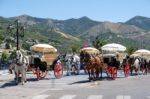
top-left (7, 19), bottom-right (25, 50)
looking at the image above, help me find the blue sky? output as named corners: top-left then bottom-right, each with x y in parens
top-left (0, 0), bottom-right (150, 22)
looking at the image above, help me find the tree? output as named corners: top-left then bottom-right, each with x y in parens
top-left (1, 51), bottom-right (9, 64)
top-left (92, 36), bottom-right (107, 51)
top-left (22, 41), bottom-right (31, 50)
top-left (71, 46), bottom-right (78, 53)
top-left (5, 43), bottom-right (11, 49)
top-left (9, 50), bottom-right (16, 60)
top-left (127, 46), bottom-right (137, 55)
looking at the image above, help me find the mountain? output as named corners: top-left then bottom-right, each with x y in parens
top-left (0, 15), bottom-right (82, 53)
top-left (80, 21), bottom-right (145, 38)
top-left (56, 16), bottom-right (100, 36)
top-left (0, 15), bottom-right (150, 51)
top-left (126, 16), bottom-right (150, 31)
top-left (79, 21), bottom-right (150, 49)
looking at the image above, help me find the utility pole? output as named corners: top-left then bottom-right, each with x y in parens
top-left (7, 19), bottom-right (24, 50)
top-left (16, 20), bottom-right (19, 50)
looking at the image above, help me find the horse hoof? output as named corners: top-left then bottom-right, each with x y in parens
top-left (89, 77), bottom-right (94, 81)
top-left (66, 73), bottom-right (71, 76)
top-left (15, 82), bottom-right (18, 85)
top-left (89, 78), bottom-right (92, 82)
top-left (76, 73), bottom-right (80, 75)
top-left (21, 82), bottom-right (25, 85)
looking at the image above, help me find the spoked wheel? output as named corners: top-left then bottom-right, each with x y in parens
top-left (54, 63), bottom-right (63, 79)
top-left (124, 64), bottom-right (130, 77)
top-left (111, 67), bottom-right (117, 80)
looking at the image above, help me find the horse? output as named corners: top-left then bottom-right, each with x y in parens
top-left (129, 56), bottom-right (142, 75)
top-left (148, 60), bottom-right (150, 73)
top-left (64, 53), bottom-right (80, 75)
top-left (70, 54), bottom-right (80, 75)
top-left (15, 50), bottom-right (29, 85)
top-left (80, 51), bottom-right (106, 81)
top-left (64, 53), bottom-right (72, 76)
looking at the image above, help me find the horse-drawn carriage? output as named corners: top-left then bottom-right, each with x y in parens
top-left (129, 49), bottom-right (150, 75)
top-left (30, 44), bottom-right (63, 80)
top-left (9, 44), bottom-right (63, 85)
top-left (80, 47), bottom-right (129, 80)
top-left (102, 53), bottom-right (119, 80)
top-left (80, 47), bottom-right (102, 80)
top-left (102, 53), bottom-right (130, 79)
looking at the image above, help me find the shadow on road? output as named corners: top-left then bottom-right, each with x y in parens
top-left (68, 80), bottom-right (90, 85)
top-left (27, 76), bottom-right (52, 82)
top-left (0, 77), bottom-right (52, 88)
top-left (0, 81), bottom-right (17, 88)
top-left (26, 78), bottom-right (38, 82)
top-left (68, 76), bottom-right (116, 85)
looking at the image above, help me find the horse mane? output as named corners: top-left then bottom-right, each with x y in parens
top-left (16, 50), bottom-right (23, 65)
top-left (16, 50), bottom-right (29, 66)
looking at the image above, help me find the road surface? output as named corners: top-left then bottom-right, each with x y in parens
top-left (0, 70), bottom-right (150, 99)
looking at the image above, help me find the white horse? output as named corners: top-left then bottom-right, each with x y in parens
top-left (130, 57), bottom-right (141, 75)
top-left (64, 54), bottom-right (72, 76)
top-left (71, 54), bottom-right (80, 75)
top-left (15, 50), bottom-right (29, 85)
top-left (64, 53), bottom-right (80, 75)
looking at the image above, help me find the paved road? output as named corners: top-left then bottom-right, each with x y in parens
top-left (0, 71), bottom-right (150, 99)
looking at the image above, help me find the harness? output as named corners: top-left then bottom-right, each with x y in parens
top-left (91, 56), bottom-right (97, 65)
top-left (136, 57), bottom-right (141, 64)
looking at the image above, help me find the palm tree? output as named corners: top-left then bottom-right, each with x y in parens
top-left (92, 36), bottom-right (107, 52)
top-left (127, 46), bottom-right (137, 55)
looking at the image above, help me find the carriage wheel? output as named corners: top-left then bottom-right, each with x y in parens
top-left (36, 67), bottom-right (41, 81)
top-left (106, 66), bottom-right (111, 78)
top-left (111, 67), bottom-right (117, 80)
top-left (54, 63), bottom-right (63, 79)
top-left (124, 64), bottom-right (130, 77)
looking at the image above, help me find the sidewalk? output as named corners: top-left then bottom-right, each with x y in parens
top-left (0, 70), bottom-right (14, 81)
top-left (0, 70), bottom-right (9, 75)
top-left (0, 74), bottom-right (14, 82)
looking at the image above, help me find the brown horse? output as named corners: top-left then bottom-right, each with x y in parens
top-left (80, 51), bottom-right (106, 81)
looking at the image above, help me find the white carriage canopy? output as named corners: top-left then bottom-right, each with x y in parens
top-left (131, 49), bottom-right (150, 61)
top-left (31, 44), bottom-right (57, 53)
top-left (101, 43), bottom-right (127, 62)
top-left (31, 44), bottom-right (58, 65)
top-left (80, 47), bottom-right (100, 55)
top-left (134, 49), bottom-right (150, 54)
top-left (101, 43), bottom-right (127, 52)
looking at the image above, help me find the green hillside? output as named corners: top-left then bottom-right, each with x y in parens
top-left (0, 15), bottom-right (150, 53)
